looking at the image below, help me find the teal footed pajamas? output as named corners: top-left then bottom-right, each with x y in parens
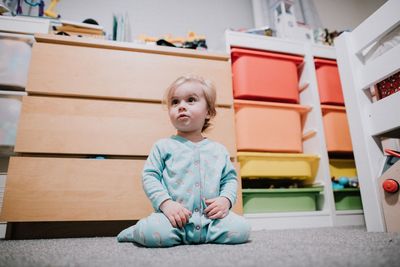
top-left (117, 135), bottom-right (251, 247)
top-left (117, 211), bottom-right (250, 247)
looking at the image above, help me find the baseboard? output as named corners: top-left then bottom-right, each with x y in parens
top-left (4, 221), bottom-right (137, 240)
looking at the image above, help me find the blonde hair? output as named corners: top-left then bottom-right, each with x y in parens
top-left (164, 75), bottom-right (217, 132)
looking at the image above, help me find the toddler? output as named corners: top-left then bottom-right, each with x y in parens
top-left (117, 75), bottom-right (251, 247)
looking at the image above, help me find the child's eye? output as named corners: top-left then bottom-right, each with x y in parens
top-left (188, 97), bottom-right (197, 103)
top-left (171, 99), bottom-right (179, 105)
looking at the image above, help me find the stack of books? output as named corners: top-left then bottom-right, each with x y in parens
top-left (53, 20), bottom-right (105, 39)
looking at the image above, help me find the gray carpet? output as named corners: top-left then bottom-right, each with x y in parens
top-left (1, 226), bottom-right (399, 267)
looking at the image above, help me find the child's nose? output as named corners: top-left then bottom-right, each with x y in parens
top-left (178, 101), bottom-right (187, 111)
top-left (178, 105), bottom-right (186, 112)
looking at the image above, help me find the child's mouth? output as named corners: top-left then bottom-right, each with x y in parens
top-left (178, 114), bottom-right (189, 119)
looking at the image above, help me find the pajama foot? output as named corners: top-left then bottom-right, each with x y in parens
top-left (117, 226), bottom-right (135, 242)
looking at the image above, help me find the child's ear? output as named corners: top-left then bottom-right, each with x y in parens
top-left (206, 111), bottom-right (211, 119)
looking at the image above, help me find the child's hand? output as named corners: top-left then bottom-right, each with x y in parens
top-left (159, 199), bottom-right (192, 228)
top-left (204, 197), bottom-right (230, 219)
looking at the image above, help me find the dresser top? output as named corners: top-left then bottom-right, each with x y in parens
top-left (34, 34), bottom-right (230, 61)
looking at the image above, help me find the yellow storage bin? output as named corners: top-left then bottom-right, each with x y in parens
top-left (329, 159), bottom-right (357, 179)
top-left (237, 152), bottom-right (320, 182)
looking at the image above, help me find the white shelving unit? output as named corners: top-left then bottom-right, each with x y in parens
top-left (225, 30), bottom-right (365, 230)
top-left (335, 0), bottom-right (400, 232)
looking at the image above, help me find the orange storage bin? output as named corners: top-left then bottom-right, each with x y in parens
top-left (321, 105), bottom-right (352, 152)
top-left (231, 47), bottom-right (303, 104)
top-left (315, 58), bottom-right (344, 105)
top-left (235, 100), bottom-right (311, 153)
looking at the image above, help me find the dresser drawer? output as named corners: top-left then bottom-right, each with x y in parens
top-left (0, 157), bottom-right (243, 222)
top-left (0, 157), bottom-right (152, 221)
top-left (27, 42), bottom-right (233, 106)
top-left (15, 96), bottom-right (237, 156)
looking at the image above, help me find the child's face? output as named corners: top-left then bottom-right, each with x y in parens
top-left (168, 81), bottom-right (210, 136)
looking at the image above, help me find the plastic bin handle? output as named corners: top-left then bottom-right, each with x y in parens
top-left (234, 99), bottom-right (312, 114)
top-left (302, 129), bottom-right (317, 141)
top-left (299, 82), bottom-right (309, 93)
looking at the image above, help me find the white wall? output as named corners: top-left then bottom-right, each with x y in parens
top-left (19, 0), bottom-right (387, 51)
top-left (313, 0), bottom-right (387, 31)
top-left (49, 0), bottom-right (254, 52)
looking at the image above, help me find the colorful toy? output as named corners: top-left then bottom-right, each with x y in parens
top-left (332, 181), bottom-right (344, 190)
top-left (44, 0), bottom-right (60, 18)
top-left (23, 0), bottom-right (44, 16)
top-left (138, 31), bottom-right (207, 50)
top-left (338, 176), bottom-right (349, 186)
top-left (332, 176), bottom-right (359, 189)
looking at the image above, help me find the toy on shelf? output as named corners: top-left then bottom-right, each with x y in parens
top-left (44, 0), bottom-right (60, 18)
top-left (314, 28), bottom-right (342, 46)
top-left (273, 0), bottom-right (314, 43)
top-left (138, 31), bottom-right (208, 50)
top-left (23, 0), bottom-right (44, 16)
top-left (240, 26), bottom-right (274, 37)
top-left (331, 176), bottom-right (359, 190)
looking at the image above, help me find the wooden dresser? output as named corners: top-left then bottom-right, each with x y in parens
top-left (0, 35), bottom-right (240, 237)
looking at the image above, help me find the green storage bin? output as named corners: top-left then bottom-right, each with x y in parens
top-left (334, 188), bottom-right (363, 210)
top-left (242, 187), bottom-right (323, 213)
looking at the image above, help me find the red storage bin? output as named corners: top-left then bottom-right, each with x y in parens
top-left (315, 58), bottom-right (344, 105)
top-left (231, 47), bottom-right (303, 104)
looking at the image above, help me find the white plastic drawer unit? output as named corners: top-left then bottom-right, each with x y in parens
top-left (0, 94), bottom-right (23, 147)
top-left (0, 33), bottom-right (33, 90)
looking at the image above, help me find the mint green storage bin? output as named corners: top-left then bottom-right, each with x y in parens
top-left (242, 187), bottom-right (323, 213)
top-left (334, 188), bottom-right (363, 210)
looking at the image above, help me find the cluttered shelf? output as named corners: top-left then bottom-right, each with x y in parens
top-left (225, 21), bottom-right (366, 229)
top-left (33, 33), bottom-right (228, 60)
